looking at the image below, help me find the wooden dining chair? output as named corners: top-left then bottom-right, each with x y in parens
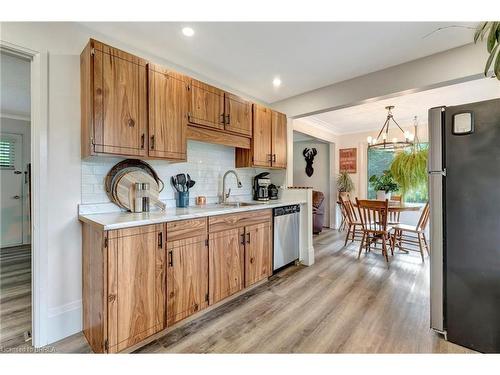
top-left (390, 202), bottom-right (430, 262)
top-left (388, 195), bottom-right (402, 225)
top-left (356, 198), bottom-right (391, 265)
top-left (338, 200), bottom-right (347, 232)
top-left (340, 196), bottom-right (363, 246)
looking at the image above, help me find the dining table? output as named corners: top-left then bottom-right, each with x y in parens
top-left (352, 201), bottom-right (422, 212)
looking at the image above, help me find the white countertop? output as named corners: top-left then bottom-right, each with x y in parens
top-left (79, 199), bottom-right (307, 231)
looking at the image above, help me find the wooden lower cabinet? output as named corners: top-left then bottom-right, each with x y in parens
top-left (107, 225), bottom-right (166, 353)
top-left (166, 234), bottom-right (209, 326)
top-left (244, 222), bottom-right (273, 287)
top-left (82, 210), bottom-right (273, 353)
top-left (208, 228), bottom-right (245, 305)
top-left (82, 223), bottom-right (165, 353)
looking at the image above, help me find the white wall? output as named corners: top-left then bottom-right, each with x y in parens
top-left (293, 141), bottom-right (330, 226)
top-left (0, 22), bottom-right (276, 345)
top-left (0, 116), bottom-right (31, 244)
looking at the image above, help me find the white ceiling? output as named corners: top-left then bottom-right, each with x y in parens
top-left (0, 52), bottom-right (31, 119)
top-left (304, 77), bottom-right (500, 135)
top-left (79, 22), bottom-right (477, 103)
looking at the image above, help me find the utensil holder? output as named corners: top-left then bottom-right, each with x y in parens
top-left (176, 191), bottom-right (189, 208)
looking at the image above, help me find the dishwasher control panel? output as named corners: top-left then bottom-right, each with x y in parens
top-left (273, 204), bottom-right (300, 216)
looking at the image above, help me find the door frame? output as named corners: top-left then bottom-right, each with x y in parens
top-left (1, 41), bottom-right (49, 347)
top-left (0, 132), bottom-right (25, 247)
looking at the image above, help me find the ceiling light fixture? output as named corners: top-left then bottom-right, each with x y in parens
top-left (182, 27), bottom-right (195, 37)
top-left (272, 77), bottom-right (282, 87)
top-left (367, 105), bottom-right (414, 150)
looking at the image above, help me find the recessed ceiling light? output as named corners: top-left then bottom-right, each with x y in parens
top-left (182, 27), bottom-right (195, 37)
top-left (273, 77), bottom-right (282, 87)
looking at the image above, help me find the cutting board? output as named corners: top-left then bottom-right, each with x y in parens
top-left (115, 170), bottom-right (160, 211)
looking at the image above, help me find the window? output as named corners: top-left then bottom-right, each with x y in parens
top-left (0, 138), bottom-right (16, 170)
top-left (367, 144), bottom-right (428, 203)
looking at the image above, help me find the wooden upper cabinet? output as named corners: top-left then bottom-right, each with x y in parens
top-left (148, 64), bottom-right (188, 161)
top-left (224, 93), bottom-right (252, 137)
top-left (188, 79), bottom-right (225, 131)
top-left (81, 39), bottom-right (148, 158)
top-left (271, 110), bottom-right (287, 169)
top-left (166, 219), bottom-right (209, 326)
top-left (244, 222), bottom-right (272, 288)
top-left (106, 224), bottom-right (165, 353)
top-left (235, 106), bottom-right (287, 169)
top-left (208, 228), bottom-right (245, 305)
top-left (251, 104), bottom-right (273, 167)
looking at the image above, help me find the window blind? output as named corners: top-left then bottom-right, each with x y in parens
top-left (0, 138), bottom-right (16, 170)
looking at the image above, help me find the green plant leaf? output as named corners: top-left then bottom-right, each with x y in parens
top-left (484, 43), bottom-right (499, 76)
top-left (495, 46), bottom-right (500, 79)
top-left (487, 22), bottom-right (499, 53)
top-left (474, 21), bottom-right (488, 43)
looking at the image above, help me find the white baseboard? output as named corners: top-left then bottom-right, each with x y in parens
top-left (46, 300), bottom-right (82, 345)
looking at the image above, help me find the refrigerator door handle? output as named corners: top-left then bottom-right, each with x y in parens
top-left (428, 169), bottom-right (446, 176)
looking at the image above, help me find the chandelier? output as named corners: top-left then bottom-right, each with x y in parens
top-left (367, 105), bottom-right (414, 150)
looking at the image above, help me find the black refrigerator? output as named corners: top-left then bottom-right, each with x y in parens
top-left (429, 98), bottom-right (500, 353)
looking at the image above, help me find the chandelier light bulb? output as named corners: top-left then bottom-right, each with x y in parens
top-left (409, 133), bottom-right (415, 141)
top-left (392, 138), bottom-right (398, 143)
top-left (382, 133), bottom-right (387, 141)
top-left (367, 136), bottom-right (372, 144)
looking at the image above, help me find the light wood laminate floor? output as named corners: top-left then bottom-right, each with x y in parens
top-left (51, 230), bottom-right (473, 353)
top-left (0, 245), bottom-right (31, 350)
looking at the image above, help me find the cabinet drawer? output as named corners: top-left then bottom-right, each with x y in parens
top-left (209, 209), bottom-right (272, 233)
top-left (167, 218), bottom-right (207, 242)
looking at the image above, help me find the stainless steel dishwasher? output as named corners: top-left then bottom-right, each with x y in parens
top-left (273, 204), bottom-right (300, 271)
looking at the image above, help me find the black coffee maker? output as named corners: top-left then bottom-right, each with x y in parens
top-left (253, 172), bottom-right (271, 201)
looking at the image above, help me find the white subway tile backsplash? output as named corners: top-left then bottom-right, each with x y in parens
top-left (81, 140), bottom-right (285, 209)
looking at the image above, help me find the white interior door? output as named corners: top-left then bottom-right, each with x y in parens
top-left (1, 133), bottom-right (24, 247)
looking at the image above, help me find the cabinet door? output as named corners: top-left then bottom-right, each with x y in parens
top-left (271, 111), bottom-right (287, 169)
top-left (208, 228), bottom-right (245, 305)
top-left (93, 43), bottom-right (147, 156)
top-left (252, 104), bottom-right (272, 167)
top-left (107, 224), bottom-right (165, 353)
top-left (166, 235), bottom-right (209, 326)
top-left (148, 64), bottom-right (188, 160)
top-left (188, 79), bottom-right (224, 130)
top-left (245, 222), bottom-right (272, 288)
top-left (224, 93), bottom-right (252, 137)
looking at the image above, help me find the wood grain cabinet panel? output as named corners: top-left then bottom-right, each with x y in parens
top-left (188, 79), bottom-right (225, 131)
top-left (235, 106), bottom-right (287, 169)
top-left (107, 224), bottom-right (165, 353)
top-left (208, 228), bottom-right (245, 305)
top-left (271, 110), bottom-right (287, 169)
top-left (148, 64), bottom-right (188, 161)
top-left (166, 234), bottom-right (209, 326)
top-left (91, 40), bottom-right (148, 157)
top-left (251, 105), bottom-right (273, 167)
top-left (245, 222), bottom-right (272, 288)
top-left (224, 93), bottom-right (252, 137)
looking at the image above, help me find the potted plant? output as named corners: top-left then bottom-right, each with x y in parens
top-left (390, 148), bottom-right (428, 200)
top-left (390, 119), bottom-right (428, 200)
top-left (369, 170), bottom-right (399, 200)
top-left (474, 22), bottom-right (500, 81)
top-left (336, 171), bottom-right (354, 200)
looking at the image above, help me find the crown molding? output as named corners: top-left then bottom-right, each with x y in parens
top-left (297, 117), bottom-right (340, 136)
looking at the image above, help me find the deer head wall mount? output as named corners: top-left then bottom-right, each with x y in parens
top-left (303, 148), bottom-right (317, 177)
